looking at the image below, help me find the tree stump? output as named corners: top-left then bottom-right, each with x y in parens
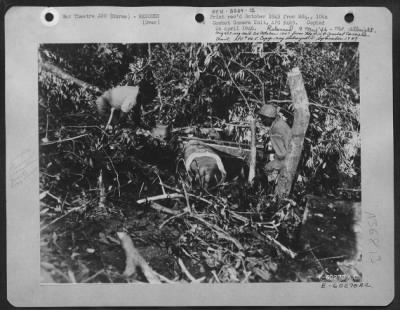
top-left (276, 67), bottom-right (310, 197)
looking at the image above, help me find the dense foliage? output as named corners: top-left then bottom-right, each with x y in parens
top-left (39, 42), bottom-right (360, 283)
top-left (39, 42), bottom-right (359, 198)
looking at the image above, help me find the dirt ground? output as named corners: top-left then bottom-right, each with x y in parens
top-left (40, 183), bottom-right (361, 283)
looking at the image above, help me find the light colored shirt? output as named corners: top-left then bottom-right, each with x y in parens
top-left (97, 86), bottom-right (139, 114)
top-left (270, 117), bottom-right (292, 160)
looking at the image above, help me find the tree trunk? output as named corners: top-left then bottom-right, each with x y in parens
top-left (40, 60), bottom-right (103, 94)
top-left (275, 67), bottom-right (310, 197)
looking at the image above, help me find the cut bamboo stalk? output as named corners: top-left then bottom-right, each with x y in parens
top-left (248, 117), bottom-right (257, 183)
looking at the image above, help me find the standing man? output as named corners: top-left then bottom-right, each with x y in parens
top-left (258, 104), bottom-right (292, 181)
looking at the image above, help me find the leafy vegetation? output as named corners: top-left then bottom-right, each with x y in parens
top-left (39, 42), bottom-right (360, 283)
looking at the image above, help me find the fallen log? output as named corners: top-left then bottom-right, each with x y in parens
top-left (172, 127), bottom-right (223, 134)
top-left (40, 61), bottom-right (103, 94)
top-left (181, 136), bottom-right (263, 149)
top-left (181, 138), bottom-right (264, 163)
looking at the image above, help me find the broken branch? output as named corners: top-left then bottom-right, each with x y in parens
top-left (117, 232), bottom-right (161, 283)
top-left (136, 193), bottom-right (184, 205)
top-left (40, 134), bottom-right (89, 146)
top-left (147, 201), bottom-right (182, 215)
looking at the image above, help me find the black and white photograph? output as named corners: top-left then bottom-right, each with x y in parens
top-left (38, 42), bottom-right (361, 284)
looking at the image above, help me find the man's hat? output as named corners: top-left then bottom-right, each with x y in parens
top-left (258, 104), bottom-right (277, 118)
